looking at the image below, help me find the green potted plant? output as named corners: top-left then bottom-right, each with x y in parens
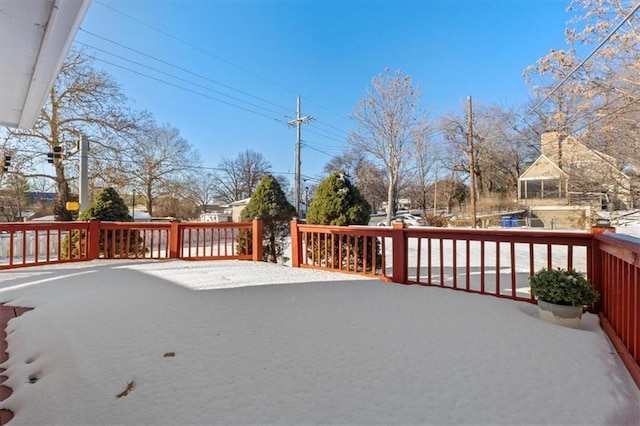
top-left (529, 267), bottom-right (599, 328)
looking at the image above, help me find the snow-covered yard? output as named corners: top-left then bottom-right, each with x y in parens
top-left (1, 258), bottom-right (639, 425)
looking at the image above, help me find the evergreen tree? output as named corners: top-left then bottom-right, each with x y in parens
top-left (63, 187), bottom-right (137, 259)
top-left (306, 171), bottom-right (379, 272)
top-left (307, 171), bottom-right (371, 225)
top-left (240, 174), bottom-right (296, 263)
top-left (78, 187), bottom-right (132, 221)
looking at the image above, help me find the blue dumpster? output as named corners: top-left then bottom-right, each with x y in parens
top-left (510, 217), bottom-right (519, 227)
top-left (501, 216), bottom-right (512, 228)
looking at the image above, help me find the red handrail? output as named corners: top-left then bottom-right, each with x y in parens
top-left (0, 219), bottom-right (264, 269)
top-left (594, 232), bottom-right (640, 387)
top-left (292, 220), bottom-right (594, 303)
top-left (0, 221), bottom-right (90, 268)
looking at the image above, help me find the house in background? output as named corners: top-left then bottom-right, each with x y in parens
top-left (518, 132), bottom-right (634, 229)
top-left (198, 212), bottom-right (232, 223)
top-left (226, 198), bottom-right (251, 222)
top-left (380, 198), bottom-right (413, 213)
top-left (519, 132), bottom-right (633, 209)
top-left (129, 210), bottom-right (152, 222)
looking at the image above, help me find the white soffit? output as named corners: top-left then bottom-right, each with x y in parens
top-left (0, 0), bottom-right (91, 129)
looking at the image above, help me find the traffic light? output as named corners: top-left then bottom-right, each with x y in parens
top-left (47, 146), bottom-right (63, 163)
top-left (1, 154), bottom-right (10, 172)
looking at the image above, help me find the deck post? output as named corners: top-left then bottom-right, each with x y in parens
top-left (590, 228), bottom-right (608, 313)
top-left (169, 220), bottom-right (180, 259)
top-left (392, 222), bottom-right (408, 284)
top-left (252, 218), bottom-right (264, 262)
top-left (290, 218), bottom-right (300, 267)
top-left (87, 219), bottom-right (100, 260)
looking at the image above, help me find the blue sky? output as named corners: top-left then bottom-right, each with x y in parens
top-left (75, 0), bottom-right (573, 184)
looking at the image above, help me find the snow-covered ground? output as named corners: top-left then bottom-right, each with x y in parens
top-left (1, 258), bottom-right (639, 425)
top-left (615, 219), bottom-right (640, 238)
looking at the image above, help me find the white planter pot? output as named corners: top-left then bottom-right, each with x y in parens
top-left (537, 299), bottom-right (583, 329)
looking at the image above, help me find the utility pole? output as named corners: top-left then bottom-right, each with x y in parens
top-left (467, 96), bottom-right (477, 228)
top-left (287, 96), bottom-right (312, 217)
top-left (79, 135), bottom-right (89, 212)
top-left (433, 162), bottom-right (438, 216)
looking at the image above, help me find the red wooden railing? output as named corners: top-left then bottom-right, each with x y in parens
top-left (290, 219), bottom-right (639, 387)
top-left (593, 233), bottom-right (640, 387)
top-left (1, 218), bottom-right (637, 387)
top-left (0, 221), bottom-right (91, 268)
top-left (0, 219), bottom-right (263, 269)
top-left (290, 220), bottom-right (593, 303)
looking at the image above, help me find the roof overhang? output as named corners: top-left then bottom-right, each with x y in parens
top-left (0, 0), bottom-right (91, 129)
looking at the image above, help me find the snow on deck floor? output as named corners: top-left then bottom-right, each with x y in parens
top-left (0, 259), bottom-right (639, 425)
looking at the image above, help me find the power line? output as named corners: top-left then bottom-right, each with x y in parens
top-left (93, 0), bottom-right (297, 97)
top-left (78, 29), bottom-right (293, 115)
top-left (78, 30), bottom-right (356, 151)
top-left (525, 2), bottom-right (640, 119)
top-left (5, 146), bottom-right (300, 177)
top-left (304, 97), bottom-right (353, 123)
top-left (305, 127), bottom-right (345, 144)
top-left (303, 144), bottom-right (339, 158)
top-left (76, 41), bottom-right (291, 118)
top-left (301, 174), bottom-right (323, 183)
top-left (90, 57), bottom-right (285, 122)
top-left (90, 1), bottom-right (352, 130)
top-left (308, 121), bottom-right (349, 140)
top-left (303, 140), bottom-right (345, 152)
top-left (312, 119), bottom-right (351, 137)
top-left (573, 97), bottom-right (640, 133)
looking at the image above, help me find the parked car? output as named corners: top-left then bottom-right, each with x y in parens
top-left (377, 213), bottom-right (427, 227)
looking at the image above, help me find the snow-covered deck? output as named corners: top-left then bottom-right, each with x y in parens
top-left (1, 260), bottom-right (639, 425)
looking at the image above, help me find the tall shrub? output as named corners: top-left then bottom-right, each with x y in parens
top-left (306, 171), bottom-right (379, 272)
top-left (307, 171), bottom-right (371, 226)
top-left (78, 187), bottom-right (132, 222)
top-left (240, 174), bottom-right (296, 263)
top-left (63, 187), bottom-right (137, 258)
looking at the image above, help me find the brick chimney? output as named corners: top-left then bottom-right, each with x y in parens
top-left (540, 132), bottom-right (565, 169)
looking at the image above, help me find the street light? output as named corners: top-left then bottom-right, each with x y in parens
top-left (132, 189), bottom-right (136, 221)
top-left (305, 186), bottom-right (309, 218)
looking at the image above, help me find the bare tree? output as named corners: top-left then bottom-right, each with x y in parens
top-left (29, 177), bottom-right (56, 216)
top-left (523, 47), bottom-right (591, 134)
top-left (188, 171), bottom-right (218, 215)
top-left (349, 69), bottom-right (427, 224)
top-left (214, 149), bottom-right (271, 203)
top-left (411, 122), bottom-right (438, 214)
top-left (3, 49), bottom-right (135, 220)
top-left (521, 0), bottom-right (640, 206)
top-left (0, 171), bottom-right (30, 221)
top-left (119, 120), bottom-right (200, 216)
top-left (436, 174), bottom-right (469, 214)
top-left (439, 107), bottom-right (478, 204)
top-left (439, 102), bottom-right (538, 209)
top-left (523, 0), bottom-right (640, 169)
top-left (275, 175), bottom-right (292, 201)
top-left (323, 149), bottom-right (365, 177)
top-left (155, 179), bottom-right (197, 219)
top-left (324, 149), bottom-right (387, 212)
